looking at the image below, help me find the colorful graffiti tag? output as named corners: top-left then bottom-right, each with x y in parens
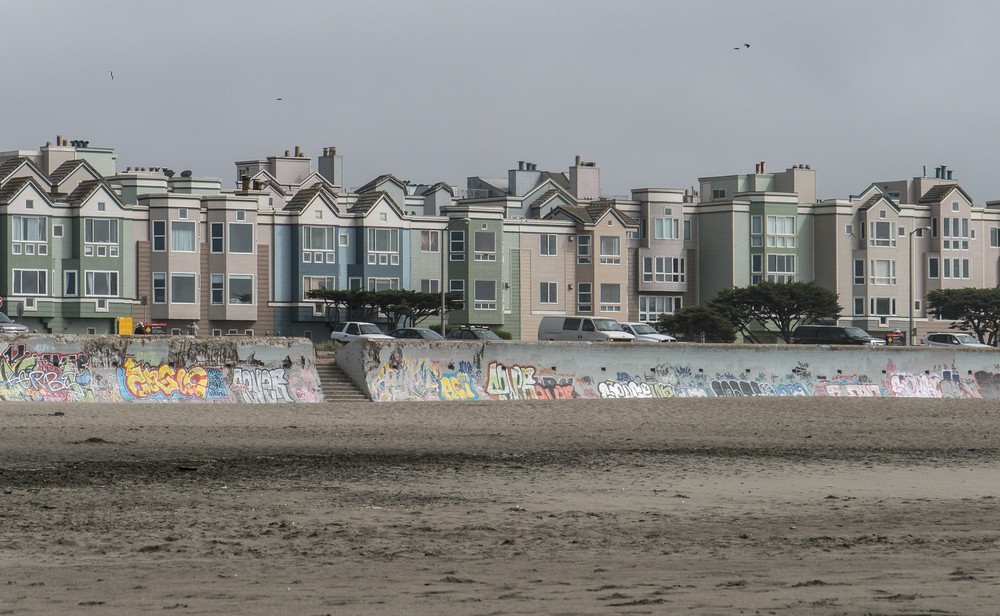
top-left (486, 361), bottom-right (578, 400)
top-left (0, 344), bottom-right (94, 402)
top-left (118, 356), bottom-right (225, 401)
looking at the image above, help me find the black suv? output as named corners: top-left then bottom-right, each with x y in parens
top-left (445, 326), bottom-right (502, 341)
top-left (790, 325), bottom-right (885, 345)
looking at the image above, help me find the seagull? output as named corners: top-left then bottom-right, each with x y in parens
top-left (110, 70), bottom-right (114, 79)
top-left (276, 97), bottom-right (283, 101)
top-left (734, 43), bottom-right (751, 50)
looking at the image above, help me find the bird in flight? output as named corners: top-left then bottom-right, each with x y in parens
top-left (734, 43), bottom-right (750, 50)
top-left (276, 97), bottom-right (283, 101)
top-left (110, 70), bottom-right (114, 79)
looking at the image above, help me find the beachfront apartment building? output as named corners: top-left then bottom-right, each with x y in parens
top-left (2, 136), bottom-right (1000, 342)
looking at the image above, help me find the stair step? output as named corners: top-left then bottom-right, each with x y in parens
top-left (314, 359), bottom-right (369, 401)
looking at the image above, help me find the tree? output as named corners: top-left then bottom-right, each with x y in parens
top-left (657, 306), bottom-right (736, 343)
top-left (305, 288), bottom-right (461, 329)
top-left (708, 281), bottom-right (842, 343)
top-left (926, 287), bottom-right (1000, 345)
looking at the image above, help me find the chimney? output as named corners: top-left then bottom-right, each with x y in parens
top-left (575, 155), bottom-right (581, 166)
top-left (284, 150), bottom-right (291, 157)
top-left (760, 161), bottom-right (766, 174)
top-left (518, 161), bottom-right (524, 170)
top-left (295, 145), bottom-right (302, 157)
top-left (241, 175), bottom-right (250, 191)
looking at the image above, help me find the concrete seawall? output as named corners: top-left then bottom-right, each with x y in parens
top-left (0, 335), bottom-right (322, 403)
top-left (337, 339), bottom-right (1000, 401)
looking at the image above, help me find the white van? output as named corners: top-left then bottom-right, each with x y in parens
top-left (538, 316), bottom-right (635, 342)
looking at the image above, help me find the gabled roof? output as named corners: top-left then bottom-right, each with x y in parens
top-left (347, 190), bottom-right (405, 217)
top-left (248, 169), bottom-right (287, 196)
top-left (64, 179), bottom-right (127, 209)
top-left (0, 156), bottom-right (51, 190)
top-left (856, 185), bottom-right (900, 214)
top-left (48, 158), bottom-right (101, 188)
top-left (416, 181), bottom-right (454, 197)
top-left (294, 171), bottom-right (337, 193)
top-left (918, 183), bottom-right (973, 205)
top-left (356, 174), bottom-right (406, 194)
top-left (283, 182), bottom-right (339, 213)
top-left (0, 176), bottom-right (53, 206)
top-left (549, 204), bottom-right (638, 227)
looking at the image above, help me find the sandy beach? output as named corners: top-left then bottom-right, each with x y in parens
top-left (2, 397), bottom-right (999, 615)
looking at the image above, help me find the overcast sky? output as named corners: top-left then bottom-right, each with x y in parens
top-left (5, 1), bottom-right (1000, 202)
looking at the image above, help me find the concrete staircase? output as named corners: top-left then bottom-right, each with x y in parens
top-left (314, 354), bottom-right (369, 401)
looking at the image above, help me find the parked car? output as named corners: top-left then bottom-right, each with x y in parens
top-left (330, 321), bottom-right (393, 343)
top-left (790, 325), bottom-right (885, 346)
top-left (920, 332), bottom-right (992, 348)
top-left (619, 322), bottom-right (677, 342)
top-left (446, 326), bottom-right (503, 341)
top-left (0, 312), bottom-right (29, 334)
top-left (537, 316), bottom-right (635, 342)
top-left (388, 327), bottom-right (445, 340)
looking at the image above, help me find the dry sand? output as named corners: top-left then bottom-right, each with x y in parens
top-left (1, 397), bottom-right (999, 615)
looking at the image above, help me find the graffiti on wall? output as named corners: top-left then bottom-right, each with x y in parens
top-left (230, 368), bottom-right (294, 403)
top-left (118, 356), bottom-right (225, 401)
top-left (0, 344), bottom-right (94, 402)
top-left (485, 361), bottom-right (578, 400)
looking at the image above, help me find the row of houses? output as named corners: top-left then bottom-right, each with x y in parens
top-left (1, 136), bottom-right (998, 342)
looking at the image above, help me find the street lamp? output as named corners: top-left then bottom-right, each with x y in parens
top-left (440, 217), bottom-right (470, 335)
top-left (908, 226), bottom-right (932, 345)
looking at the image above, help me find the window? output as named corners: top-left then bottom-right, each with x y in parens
top-left (539, 282), bottom-right (558, 304)
top-left (599, 235), bottom-right (620, 264)
top-left (854, 259), bottom-right (865, 285)
top-left (13, 216), bottom-right (46, 242)
top-left (540, 234), bottom-right (557, 256)
top-left (712, 189), bottom-right (726, 199)
top-left (85, 271), bottom-right (118, 297)
top-left (229, 223), bottom-right (253, 253)
top-left (749, 215), bottom-right (763, 247)
top-left (766, 216), bottom-right (796, 247)
top-left (448, 230), bottom-right (465, 262)
top-left (152, 220), bottom-right (166, 251)
top-left (854, 297), bottom-right (865, 315)
top-left (991, 228), bottom-right (1000, 248)
top-left (171, 221), bottom-right (196, 252)
top-left (942, 258), bottom-right (971, 279)
top-left (683, 220), bottom-right (692, 241)
top-left (303, 276), bottom-right (336, 300)
top-left (171, 273), bottom-right (196, 303)
top-left (653, 217), bottom-right (679, 240)
top-left (25, 199), bottom-right (33, 209)
top-left (952, 201), bottom-right (960, 212)
top-left (577, 282), bottom-right (592, 312)
top-left (64, 271), bottom-right (78, 297)
top-left (845, 224), bottom-right (854, 237)
top-left (367, 228), bottom-right (399, 265)
top-left (339, 233), bottom-right (349, 247)
top-left (599, 283), bottom-right (621, 312)
top-left (577, 235), bottom-right (592, 264)
top-left (869, 221), bottom-right (895, 247)
top-left (869, 259), bottom-right (896, 285)
top-left (420, 230), bottom-right (440, 253)
top-left (474, 231), bottom-right (496, 261)
top-left (450, 279), bottom-right (465, 309)
top-left (153, 273), bottom-right (166, 303)
top-left (870, 297), bottom-right (896, 316)
top-left (53, 225), bottom-right (64, 238)
top-left (13, 269), bottom-right (47, 295)
top-left (751, 254), bottom-right (764, 284)
top-left (237, 210), bottom-right (246, 221)
top-left (178, 208), bottom-right (188, 219)
top-left (928, 257), bottom-right (939, 279)
top-left (419, 279), bottom-right (440, 294)
top-left (766, 254), bottom-right (795, 283)
top-left (348, 277), bottom-right (362, 290)
top-left (642, 257), bottom-right (685, 283)
top-left (367, 277), bottom-right (400, 291)
top-left (228, 275), bottom-right (253, 304)
top-left (474, 280), bottom-right (496, 310)
top-left (302, 226), bottom-right (334, 262)
top-left (211, 223), bottom-right (224, 253)
top-left (97, 202), bottom-right (106, 212)
top-left (639, 295), bottom-right (682, 322)
top-left (211, 274), bottom-right (224, 304)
